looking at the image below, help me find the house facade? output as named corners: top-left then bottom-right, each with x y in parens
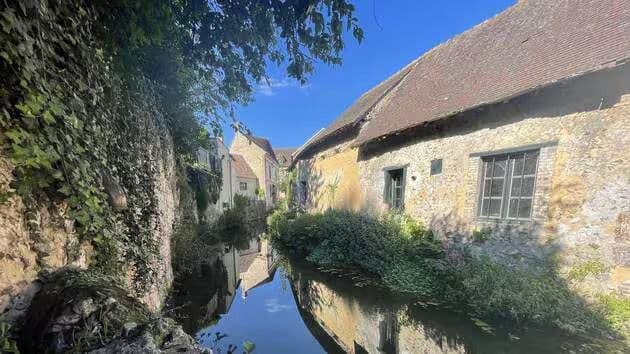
top-left (230, 131), bottom-right (280, 207)
top-left (195, 137), bottom-right (236, 221)
top-left (293, 0), bottom-right (630, 293)
top-left (231, 153), bottom-right (259, 199)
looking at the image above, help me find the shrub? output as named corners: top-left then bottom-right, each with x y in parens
top-left (598, 294), bottom-right (630, 333)
top-left (457, 256), bottom-right (604, 333)
top-left (472, 227), bottom-right (492, 243)
top-left (270, 208), bottom-right (617, 336)
top-left (171, 221), bottom-right (215, 277)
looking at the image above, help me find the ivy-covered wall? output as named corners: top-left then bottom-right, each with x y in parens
top-left (0, 0), bottom-right (199, 325)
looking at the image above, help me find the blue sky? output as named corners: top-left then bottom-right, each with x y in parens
top-left (223, 0), bottom-right (516, 148)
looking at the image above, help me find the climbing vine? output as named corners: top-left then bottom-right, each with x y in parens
top-left (1, 0), bottom-right (362, 292)
top-left (0, 1), bottom-right (167, 289)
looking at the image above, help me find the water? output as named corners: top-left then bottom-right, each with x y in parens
top-left (170, 236), bottom-right (623, 353)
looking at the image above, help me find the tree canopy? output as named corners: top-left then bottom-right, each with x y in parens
top-left (94, 0), bottom-right (363, 138)
top-left (0, 0), bottom-right (362, 285)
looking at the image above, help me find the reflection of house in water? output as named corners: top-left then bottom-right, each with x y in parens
top-left (238, 238), bottom-right (279, 298)
top-left (291, 269), bottom-right (469, 354)
top-left (290, 267), bottom-right (591, 354)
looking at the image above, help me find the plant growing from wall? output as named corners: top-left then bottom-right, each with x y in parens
top-left (567, 259), bottom-right (608, 282)
top-left (188, 164), bottom-right (222, 213)
top-left (472, 228), bottom-right (492, 243)
top-left (255, 187), bottom-right (266, 200)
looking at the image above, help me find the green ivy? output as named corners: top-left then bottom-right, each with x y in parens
top-left (0, 1), bottom-right (163, 290)
top-left (1, 0), bottom-right (363, 293)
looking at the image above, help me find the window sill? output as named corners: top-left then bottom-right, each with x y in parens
top-left (473, 217), bottom-right (534, 226)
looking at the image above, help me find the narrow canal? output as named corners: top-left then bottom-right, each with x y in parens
top-left (169, 232), bottom-right (617, 353)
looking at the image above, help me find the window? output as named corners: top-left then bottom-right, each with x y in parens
top-left (430, 159), bottom-right (442, 175)
top-left (299, 181), bottom-right (308, 205)
top-left (478, 150), bottom-right (539, 220)
top-left (239, 182), bottom-right (247, 191)
top-left (384, 168), bottom-right (405, 209)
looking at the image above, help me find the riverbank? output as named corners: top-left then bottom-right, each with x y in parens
top-left (268, 208), bottom-right (630, 341)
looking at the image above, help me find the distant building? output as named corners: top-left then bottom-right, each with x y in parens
top-left (274, 148), bottom-right (296, 179)
top-left (231, 153), bottom-right (259, 199)
top-left (230, 131), bottom-right (280, 207)
top-left (196, 137), bottom-right (236, 220)
top-left (292, 0), bottom-right (630, 293)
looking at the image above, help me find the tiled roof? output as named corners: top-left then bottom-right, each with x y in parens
top-left (273, 148), bottom-right (296, 168)
top-left (354, 0), bottom-right (630, 145)
top-left (297, 61), bottom-right (416, 155)
top-left (231, 154), bottom-right (257, 180)
top-left (249, 136), bottom-right (277, 161)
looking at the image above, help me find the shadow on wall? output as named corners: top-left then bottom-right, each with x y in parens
top-left (296, 157), bottom-right (326, 211)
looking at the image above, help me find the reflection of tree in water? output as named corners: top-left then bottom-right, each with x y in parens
top-left (170, 249), bottom-right (233, 334)
top-left (209, 218), bottom-right (267, 251)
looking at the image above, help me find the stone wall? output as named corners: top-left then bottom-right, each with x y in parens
top-left (0, 154), bottom-right (93, 324)
top-left (138, 132), bottom-right (179, 311)
top-left (296, 133), bottom-right (364, 211)
top-left (356, 64), bottom-right (630, 292)
top-left (0, 129), bottom-right (180, 325)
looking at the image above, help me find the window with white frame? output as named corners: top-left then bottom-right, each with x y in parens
top-left (478, 150), bottom-right (539, 220)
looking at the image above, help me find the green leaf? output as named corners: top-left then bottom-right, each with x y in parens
top-left (5, 129), bottom-right (22, 143)
top-left (242, 340), bottom-right (256, 353)
top-left (42, 110), bottom-right (55, 124)
top-left (58, 185), bottom-right (72, 196)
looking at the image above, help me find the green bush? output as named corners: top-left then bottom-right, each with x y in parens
top-left (270, 208), bottom-right (616, 336)
top-left (457, 256), bottom-right (604, 333)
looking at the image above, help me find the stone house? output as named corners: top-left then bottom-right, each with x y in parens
top-left (293, 0), bottom-right (630, 292)
top-left (231, 153), bottom-right (259, 199)
top-left (230, 131), bottom-right (280, 207)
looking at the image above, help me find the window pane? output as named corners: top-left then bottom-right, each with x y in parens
top-left (483, 179), bottom-right (492, 196)
top-left (484, 160), bottom-right (493, 178)
top-left (488, 199), bottom-right (501, 217)
top-left (481, 198), bottom-right (490, 216)
top-left (513, 155), bottom-right (524, 175)
top-left (510, 177), bottom-right (522, 197)
top-left (523, 152), bottom-right (538, 175)
top-left (491, 179), bottom-right (504, 197)
top-left (521, 176), bottom-right (535, 196)
top-left (508, 198), bottom-right (519, 218)
top-left (518, 198), bottom-right (533, 218)
top-left (493, 157), bottom-right (507, 177)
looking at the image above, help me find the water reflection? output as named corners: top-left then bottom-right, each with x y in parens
top-left (171, 230), bottom-right (621, 353)
top-left (288, 261), bottom-right (621, 354)
top-left (239, 237), bottom-right (279, 298)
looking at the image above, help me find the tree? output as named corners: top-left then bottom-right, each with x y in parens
top-left (93, 0), bottom-right (363, 141)
top-left (0, 0), bottom-right (362, 284)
